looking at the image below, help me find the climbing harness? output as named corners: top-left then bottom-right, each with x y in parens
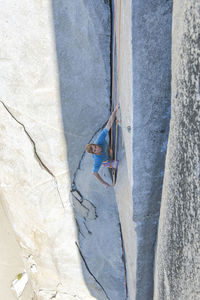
top-left (102, 160), bottom-right (118, 168)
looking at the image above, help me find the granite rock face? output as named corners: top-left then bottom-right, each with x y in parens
top-left (154, 1), bottom-right (200, 299)
top-left (131, 1), bottom-right (173, 299)
top-left (0, 1), bottom-right (126, 300)
top-left (113, 0), bottom-right (172, 299)
top-left (0, 0), bottom-right (199, 299)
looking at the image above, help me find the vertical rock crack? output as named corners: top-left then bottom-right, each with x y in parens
top-left (0, 100), bottom-right (65, 209)
top-left (75, 242), bottom-right (111, 300)
top-left (119, 223), bottom-right (128, 299)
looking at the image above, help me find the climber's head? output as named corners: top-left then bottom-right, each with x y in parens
top-left (86, 144), bottom-right (102, 155)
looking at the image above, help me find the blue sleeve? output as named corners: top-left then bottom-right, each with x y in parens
top-left (95, 128), bottom-right (108, 145)
top-left (92, 154), bottom-right (102, 173)
top-left (93, 163), bottom-right (101, 173)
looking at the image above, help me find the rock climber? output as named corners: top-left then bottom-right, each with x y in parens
top-left (85, 105), bottom-right (119, 187)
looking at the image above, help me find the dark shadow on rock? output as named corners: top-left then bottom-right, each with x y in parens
top-left (51, 1), bottom-right (126, 299)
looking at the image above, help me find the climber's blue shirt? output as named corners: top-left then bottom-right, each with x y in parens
top-left (92, 128), bottom-right (109, 173)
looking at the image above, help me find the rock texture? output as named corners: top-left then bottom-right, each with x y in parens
top-left (0, 0), bottom-right (199, 299)
top-left (131, 1), bottom-right (172, 298)
top-left (154, 1), bottom-right (200, 299)
top-left (0, 196), bottom-right (35, 300)
top-left (0, 1), bottom-right (126, 299)
top-left (113, 0), bottom-right (172, 299)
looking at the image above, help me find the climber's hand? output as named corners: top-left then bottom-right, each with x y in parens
top-left (104, 182), bottom-right (111, 188)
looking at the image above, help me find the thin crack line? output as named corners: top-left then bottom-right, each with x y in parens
top-left (75, 242), bottom-right (111, 300)
top-left (40, 289), bottom-right (82, 300)
top-left (73, 197), bottom-right (90, 212)
top-left (39, 288), bottom-right (83, 299)
top-left (72, 194), bottom-right (97, 220)
top-left (0, 101), bottom-right (63, 132)
top-left (119, 222), bottom-right (128, 299)
top-left (0, 100), bottom-right (54, 175)
top-left (0, 100), bottom-right (65, 209)
top-left (83, 221), bottom-right (92, 235)
top-left (75, 218), bottom-right (85, 238)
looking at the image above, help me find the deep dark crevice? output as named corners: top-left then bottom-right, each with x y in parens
top-left (75, 241), bottom-right (111, 300)
top-left (109, 0), bottom-right (113, 113)
top-left (119, 222), bottom-right (128, 300)
top-left (109, 0), bottom-right (114, 150)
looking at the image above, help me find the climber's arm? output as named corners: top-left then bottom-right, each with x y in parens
top-left (92, 172), bottom-right (111, 187)
top-left (105, 105), bottom-right (119, 131)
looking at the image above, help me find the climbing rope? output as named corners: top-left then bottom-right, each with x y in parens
top-left (110, 3), bottom-right (128, 295)
top-left (114, 0), bottom-right (121, 164)
top-left (110, 1), bottom-right (117, 165)
top-left (110, 0), bottom-right (122, 185)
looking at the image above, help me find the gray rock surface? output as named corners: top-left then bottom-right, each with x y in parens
top-left (113, 0), bottom-right (172, 299)
top-left (52, 0), bottom-right (111, 178)
top-left (154, 1), bottom-right (200, 299)
top-left (74, 132), bottom-right (126, 300)
top-left (53, 1), bottom-right (126, 299)
top-left (0, 1), bottom-right (126, 299)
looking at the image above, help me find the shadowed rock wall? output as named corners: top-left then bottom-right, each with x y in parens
top-left (154, 1), bottom-right (200, 299)
top-left (52, 1), bottom-right (126, 299)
